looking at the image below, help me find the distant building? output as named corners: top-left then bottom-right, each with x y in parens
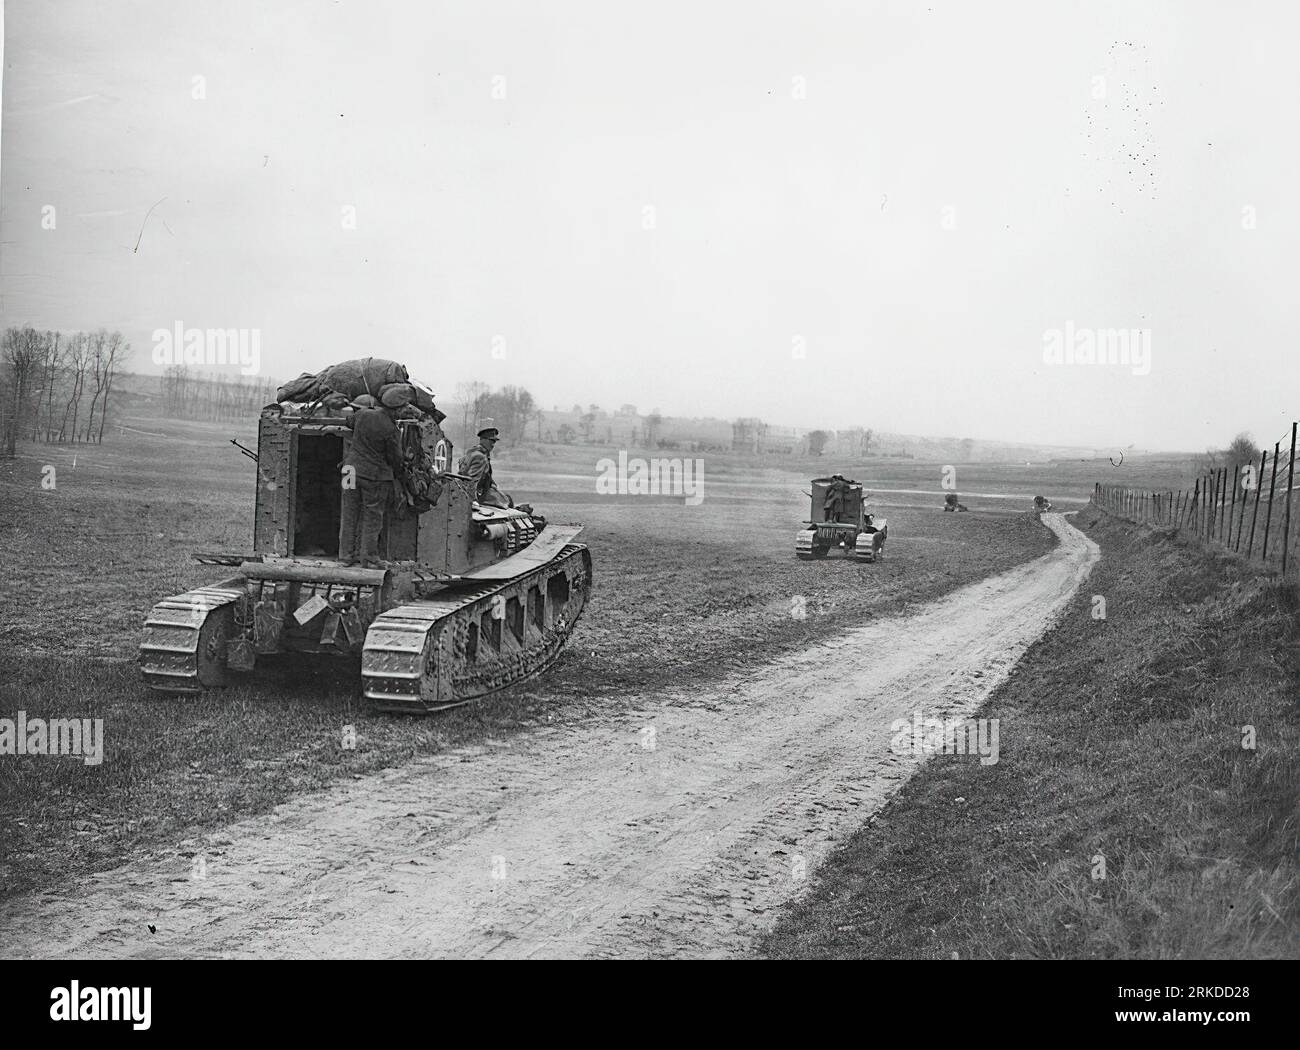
top-left (732, 418), bottom-right (801, 454)
top-left (732, 417), bottom-right (766, 453)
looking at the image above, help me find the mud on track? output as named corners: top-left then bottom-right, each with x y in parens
top-left (0, 515), bottom-right (1098, 959)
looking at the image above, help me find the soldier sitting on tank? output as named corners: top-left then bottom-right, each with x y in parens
top-left (458, 423), bottom-right (514, 509)
top-left (824, 474), bottom-right (852, 523)
top-left (339, 385), bottom-right (410, 568)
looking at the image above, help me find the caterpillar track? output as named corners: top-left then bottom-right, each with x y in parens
top-left (139, 546), bottom-right (592, 711)
top-left (139, 583), bottom-right (246, 693)
top-left (362, 544), bottom-right (592, 713)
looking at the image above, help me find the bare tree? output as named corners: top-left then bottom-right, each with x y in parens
top-left (58, 331), bottom-right (92, 443)
top-left (454, 380), bottom-right (490, 444)
top-left (95, 332), bottom-right (130, 442)
top-left (32, 331), bottom-right (61, 441)
top-left (82, 329), bottom-right (109, 442)
top-left (2, 326), bottom-right (44, 458)
top-left (478, 385), bottom-right (537, 446)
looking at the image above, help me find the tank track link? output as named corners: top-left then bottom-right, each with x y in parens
top-left (362, 544), bottom-right (592, 713)
top-left (139, 582), bottom-right (246, 693)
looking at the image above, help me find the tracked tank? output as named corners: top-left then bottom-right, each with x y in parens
top-left (139, 401), bottom-right (591, 712)
top-left (795, 476), bottom-right (888, 562)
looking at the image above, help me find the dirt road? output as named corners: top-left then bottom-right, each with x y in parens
top-left (0, 514), bottom-right (1098, 959)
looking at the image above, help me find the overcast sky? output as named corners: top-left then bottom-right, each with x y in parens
top-left (2, 0), bottom-right (1297, 451)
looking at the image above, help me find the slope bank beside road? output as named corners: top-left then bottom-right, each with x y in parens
top-left (761, 507), bottom-right (1300, 959)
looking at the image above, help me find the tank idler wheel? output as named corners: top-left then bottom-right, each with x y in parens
top-left (195, 607), bottom-right (234, 689)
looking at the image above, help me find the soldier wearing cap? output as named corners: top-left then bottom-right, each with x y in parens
top-left (458, 422), bottom-right (512, 508)
top-left (339, 384), bottom-right (411, 567)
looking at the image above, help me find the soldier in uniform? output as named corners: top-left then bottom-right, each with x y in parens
top-left (340, 386), bottom-right (410, 567)
top-left (458, 423), bottom-right (513, 508)
top-left (823, 474), bottom-right (852, 523)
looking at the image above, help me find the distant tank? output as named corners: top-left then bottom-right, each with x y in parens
top-left (1033, 495), bottom-right (1053, 512)
top-left (795, 476), bottom-right (888, 561)
top-left (139, 401), bottom-right (591, 712)
top-left (944, 493), bottom-right (969, 512)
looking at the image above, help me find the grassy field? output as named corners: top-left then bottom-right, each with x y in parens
top-left (760, 508), bottom-right (1300, 959)
top-left (0, 417), bottom-right (1079, 899)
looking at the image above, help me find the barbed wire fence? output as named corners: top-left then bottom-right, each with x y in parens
top-left (1093, 420), bottom-right (1299, 577)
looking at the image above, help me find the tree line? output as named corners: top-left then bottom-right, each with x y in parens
top-left (0, 326), bottom-right (132, 457)
top-left (158, 366), bottom-right (282, 422)
top-left (449, 387), bottom-right (676, 449)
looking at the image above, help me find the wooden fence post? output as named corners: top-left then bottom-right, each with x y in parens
top-left (1219, 468), bottom-right (1228, 542)
top-left (1235, 473), bottom-right (1246, 550)
top-left (1219, 468), bottom-right (1229, 542)
top-left (1201, 470), bottom-right (1211, 540)
top-left (1263, 443), bottom-right (1281, 562)
top-left (1208, 471), bottom-right (1217, 542)
top-left (1247, 449), bottom-right (1266, 558)
top-left (1228, 464), bottom-right (1239, 548)
top-left (1283, 422), bottom-right (1297, 576)
top-left (1234, 471), bottom-right (1247, 550)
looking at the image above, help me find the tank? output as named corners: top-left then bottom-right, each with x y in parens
top-left (139, 402), bottom-right (592, 712)
top-left (795, 476), bottom-right (888, 561)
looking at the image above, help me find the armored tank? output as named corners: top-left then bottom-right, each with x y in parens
top-left (795, 476), bottom-right (888, 561)
top-left (139, 402), bottom-right (591, 712)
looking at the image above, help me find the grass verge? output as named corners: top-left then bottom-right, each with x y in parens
top-left (760, 506), bottom-right (1299, 959)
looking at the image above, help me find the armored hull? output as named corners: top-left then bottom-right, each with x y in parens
top-left (140, 403), bottom-right (591, 712)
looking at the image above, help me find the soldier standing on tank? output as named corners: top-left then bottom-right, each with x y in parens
top-left (458, 423), bottom-right (513, 508)
top-left (340, 386), bottom-right (410, 568)
top-left (824, 474), bottom-right (850, 523)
